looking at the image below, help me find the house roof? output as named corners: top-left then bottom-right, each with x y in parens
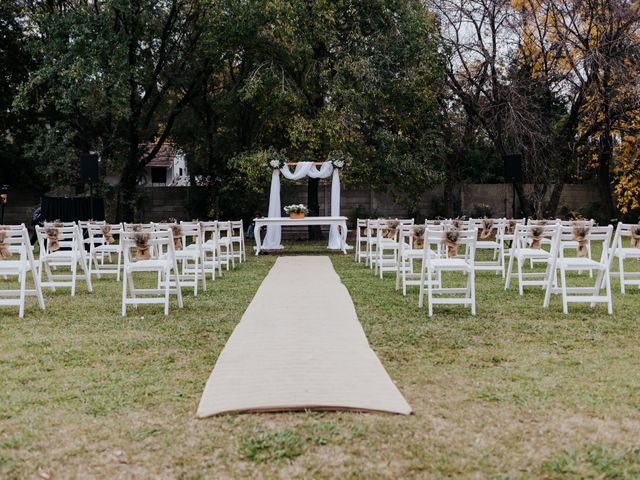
top-left (144, 144), bottom-right (177, 167)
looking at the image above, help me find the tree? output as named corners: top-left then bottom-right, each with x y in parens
top-left (14, 0), bottom-right (208, 220)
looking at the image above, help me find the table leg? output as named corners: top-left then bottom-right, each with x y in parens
top-left (340, 221), bottom-right (347, 254)
top-left (255, 224), bottom-right (263, 255)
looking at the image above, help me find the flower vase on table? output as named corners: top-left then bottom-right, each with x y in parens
top-left (284, 204), bottom-right (309, 219)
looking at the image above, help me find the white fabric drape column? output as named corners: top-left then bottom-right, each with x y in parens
top-left (327, 167), bottom-right (342, 250)
top-left (261, 169), bottom-right (283, 250)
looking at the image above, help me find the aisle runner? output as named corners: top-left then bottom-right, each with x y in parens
top-left (197, 256), bottom-right (411, 417)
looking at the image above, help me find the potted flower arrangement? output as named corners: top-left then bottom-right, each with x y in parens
top-left (284, 204), bottom-right (309, 219)
top-left (266, 146), bottom-right (287, 170)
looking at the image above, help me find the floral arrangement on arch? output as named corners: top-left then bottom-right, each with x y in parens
top-left (266, 147), bottom-right (287, 170)
top-left (284, 204), bottom-right (309, 215)
top-left (327, 151), bottom-right (351, 169)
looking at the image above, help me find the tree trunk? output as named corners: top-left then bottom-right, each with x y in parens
top-left (307, 177), bottom-right (322, 239)
top-left (597, 132), bottom-right (616, 222)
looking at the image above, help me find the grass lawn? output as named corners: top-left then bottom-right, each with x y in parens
top-left (1, 242), bottom-right (640, 479)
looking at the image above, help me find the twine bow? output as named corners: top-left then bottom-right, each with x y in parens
top-left (171, 225), bottom-right (183, 250)
top-left (631, 226), bottom-right (640, 248)
top-left (451, 219), bottom-right (464, 230)
top-left (134, 233), bottom-right (151, 260)
top-left (412, 226), bottom-right (425, 248)
top-left (46, 228), bottom-right (60, 252)
top-left (529, 226), bottom-right (543, 249)
top-left (572, 224), bottom-right (590, 257)
top-left (480, 218), bottom-right (495, 240)
top-left (53, 219), bottom-right (63, 227)
top-left (443, 228), bottom-right (460, 258)
top-left (0, 230), bottom-right (11, 260)
top-left (132, 224), bottom-right (142, 232)
top-left (506, 219), bottom-right (518, 234)
top-left (101, 225), bottom-right (114, 244)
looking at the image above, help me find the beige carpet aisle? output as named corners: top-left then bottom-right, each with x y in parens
top-left (197, 256), bottom-right (412, 417)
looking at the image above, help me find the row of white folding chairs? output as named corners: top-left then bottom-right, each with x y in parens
top-left (356, 218), bottom-right (509, 279)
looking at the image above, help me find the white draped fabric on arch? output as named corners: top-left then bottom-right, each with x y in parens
top-left (262, 161), bottom-right (349, 250)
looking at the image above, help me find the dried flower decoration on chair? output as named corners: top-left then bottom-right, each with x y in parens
top-left (101, 225), bottom-right (114, 244)
top-left (134, 233), bottom-right (151, 260)
top-left (572, 224), bottom-right (591, 257)
top-left (480, 218), bottom-right (495, 240)
top-left (46, 228), bottom-right (60, 252)
top-left (171, 225), bottom-right (183, 250)
top-left (529, 226), bottom-right (544, 249)
top-left (0, 230), bottom-right (11, 260)
top-left (443, 228), bottom-right (460, 258)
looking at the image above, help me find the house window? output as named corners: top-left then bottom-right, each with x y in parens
top-left (151, 167), bottom-right (166, 184)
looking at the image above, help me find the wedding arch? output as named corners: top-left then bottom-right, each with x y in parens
top-left (261, 161), bottom-right (347, 250)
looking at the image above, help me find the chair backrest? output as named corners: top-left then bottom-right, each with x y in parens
top-left (35, 224), bottom-right (82, 255)
top-left (424, 227), bottom-right (477, 264)
top-left (178, 221), bottom-right (203, 248)
top-left (43, 221), bottom-right (76, 228)
top-left (558, 219), bottom-right (595, 228)
top-left (123, 222), bottom-right (155, 233)
top-left (217, 221), bottom-right (233, 239)
top-left (584, 225), bottom-right (613, 264)
top-left (87, 223), bottom-right (123, 249)
top-left (469, 218), bottom-right (506, 240)
top-left (444, 218), bottom-right (471, 229)
top-left (612, 222), bottom-right (640, 248)
top-left (512, 223), bottom-right (560, 254)
top-left (121, 230), bottom-right (176, 264)
top-left (230, 220), bottom-right (243, 236)
top-left (503, 218), bottom-right (526, 235)
top-left (526, 218), bottom-right (559, 226)
top-left (0, 225), bottom-right (33, 260)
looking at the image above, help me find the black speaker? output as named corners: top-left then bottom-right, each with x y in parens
top-left (80, 154), bottom-right (100, 183)
top-left (504, 153), bottom-right (522, 183)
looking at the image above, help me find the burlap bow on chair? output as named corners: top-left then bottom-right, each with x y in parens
top-left (383, 220), bottom-right (400, 239)
top-left (101, 225), bottom-right (114, 244)
top-left (506, 219), bottom-right (517, 234)
top-left (53, 219), bottom-right (63, 227)
top-left (132, 224), bottom-right (142, 232)
top-left (46, 228), bottom-right (60, 252)
top-left (171, 225), bottom-right (183, 250)
top-left (529, 226), bottom-right (544, 249)
top-left (412, 226), bottom-right (425, 248)
top-left (631, 226), bottom-right (640, 248)
top-left (451, 219), bottom-right (464, 230)
top-left (443, 228), bottom-right (460, 258)
top-left (0, 230), bottom-right (11, 260)
top-left (480, 218), bottom-right (495, 240)
top-left (572, 224), bottom-right (590, 257)
top-left (134, 233), bottom-right (151, 260)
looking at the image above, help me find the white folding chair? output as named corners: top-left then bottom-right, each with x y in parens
top-left (395, 223), bottom-right (443, 295)
top-left (418, 227), bottom-right (477, 316)
top-left (121, 230), bottom-right (184, 316)
top-left (505, 223), bottom-right (560, 295)
top-left (376, 219), bottom-right (414, 279)
top-left (168, 221), bottom-right (207, 295)
top-left (469, 218), bottom-right (506, 277)
top-left (35, 224), bottom-right (93, 296)
top-left (609, 222), bottom-right (640, 293)
top-left (230, 220), bottom-right (246, 263)
top-left (0, 225), bottom-right (45, 317)
top-left (201, 221), bottom-right (223, 279)
top-left (545, 225), bottom-right (613, 314)
top-left (216, 221), bottom-right (236, 270)
top-left (87, 223), bottom-right (123, 280)
top-left (366, 219), bottom-right (383, 270)
top-left (354, 219), bottom-right (370, 263)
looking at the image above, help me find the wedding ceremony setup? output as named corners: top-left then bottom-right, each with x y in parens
top-left (3, 0), bottom-right (640, 477)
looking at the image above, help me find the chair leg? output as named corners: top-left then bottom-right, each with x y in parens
top-left (619, 255), bottom-right (626, 293)
top-left (19, 271), bottom-right (26, 318)
top-left (517, 259), bottom-right (524, 295)
top-left (470, 270), bottom-right (476, 315)
top-left (427, 268), bottom-right (434, 317)
top-left (605, 269), bottom-right (613, 315)
top-left (560, 267), bottom-right (568, 314)
top-left (505, 254), bottom-right (514, 289)
top-left (121, 270), bottom-right (128, 317)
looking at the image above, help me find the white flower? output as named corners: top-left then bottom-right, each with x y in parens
top-left (334, 159), bottom-right (344, 168)
top-left (269, 159), bottom-right (280, 168)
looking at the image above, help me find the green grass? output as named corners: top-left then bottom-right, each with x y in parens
top-left (1, 242), bottom-right (639, 478)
